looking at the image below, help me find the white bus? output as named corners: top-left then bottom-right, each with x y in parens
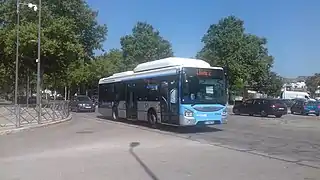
top-left (98, 57), bottom-right (228, 127)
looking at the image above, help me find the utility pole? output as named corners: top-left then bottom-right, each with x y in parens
top-left (15, 0), bottom-right (20, 107)
top-left (36, 0), bottom-right (42, 123)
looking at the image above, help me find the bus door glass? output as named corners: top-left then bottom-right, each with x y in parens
top-left (160, 81), bottom-right (169, 123)
top-left (168, 77), bottom-right (179, 125)
top-left (160, 78), bottom-right (179, 125)
top-left (126, 82), bottom-right (137, 119)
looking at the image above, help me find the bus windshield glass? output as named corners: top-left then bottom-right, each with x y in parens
top-left (182, 67), bottom-right (226, 105)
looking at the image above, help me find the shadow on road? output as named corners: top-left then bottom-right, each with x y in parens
top-left (129, 142), bottom-right (159, 180)
top-left (96, 116), bottom-right (222, 134)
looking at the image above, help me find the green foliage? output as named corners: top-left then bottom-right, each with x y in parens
top-left (0, 0), bottom-right (107, 94)
top-left (87, 49), bottom-right (124, 85)
top-left (197, 16), bottom-right (276, 95)
top-left (67, 61), bottom-right (89, 87)
top-left (67, 48), bottom-right (124, 88)
top-left (43, 0), bottom-right (107, 58)
top-left (0, 63), bottom-right (12, 95)
top-left (120, 22), bottom-right (174, 70)
top-left (306, 73), bottom-right (320, 96)
top-left (261, 72), bottom-right (284, 97)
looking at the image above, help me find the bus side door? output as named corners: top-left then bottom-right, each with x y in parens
top-left (126, 82), bottom-right (138, 119)
top-left (160, 81), bottom-right (170, 123)
top-left (168, 79), bottom-right (179, 125)
top-left (159, 78), bottom-right (179, 125)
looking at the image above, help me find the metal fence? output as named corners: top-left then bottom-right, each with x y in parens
top-left (0, 101), bottom-right (70, 129)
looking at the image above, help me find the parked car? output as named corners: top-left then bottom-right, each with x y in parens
top-left (70, 95), bottom-right (96, 112)
top-left (291, 100), bottom-right (320, 116)
top-left (232, 98), bottom-right (287, 118)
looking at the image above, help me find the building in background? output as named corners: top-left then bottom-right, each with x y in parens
top-left (281, 81), bottom-right (307, 92)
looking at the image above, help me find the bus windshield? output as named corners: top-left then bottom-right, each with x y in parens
top-left (182, 68), bottom-right (226, 105)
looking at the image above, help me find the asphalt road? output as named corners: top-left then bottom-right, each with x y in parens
top-left (0, 112), bottom-right (319, 180)
top-left (187, 113), bottom-right (320, 168)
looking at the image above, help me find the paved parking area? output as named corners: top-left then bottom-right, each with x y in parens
top-left (177, 113), bottom-right (320, 169)
top-left (0, 112), bottom-right (319, 180)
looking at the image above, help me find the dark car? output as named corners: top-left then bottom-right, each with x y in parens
top-left (291, 100), bottom-right (320, 116)
top-left (70, 95), bottom-right (96, 112)
top-left (232, 98), bottom-right (287, 118)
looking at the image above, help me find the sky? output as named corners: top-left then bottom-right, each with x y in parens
top-left (86, 0), bottom-right (320, 78)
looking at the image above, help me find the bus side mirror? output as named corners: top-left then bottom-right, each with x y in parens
top-left (223, 66), bottom-right (228, 76)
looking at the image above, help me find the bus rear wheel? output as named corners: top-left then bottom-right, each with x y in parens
top-left (148, 110), bottom-right (158, 128)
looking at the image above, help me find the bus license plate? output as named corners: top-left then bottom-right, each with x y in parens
top-left (205, 121), bottom-right (215, 125)
top-left (310, 110), bottom-right (315, 113)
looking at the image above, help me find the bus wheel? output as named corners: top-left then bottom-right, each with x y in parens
top-left (112, 108), bottom-right (118, 120)
top-left (148, 111), bottom-right (157, 128)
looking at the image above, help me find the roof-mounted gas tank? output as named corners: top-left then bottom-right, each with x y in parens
top-left (133, 57), bottom-right (212, 73)
top-left (111, 71), bottom-right (134, 78)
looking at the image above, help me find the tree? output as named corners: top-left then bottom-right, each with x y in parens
top-left (86, 48), bottom-right (124, 86)
top-left (306, 73), bottom-right (320, 96)
top-left (66, 48), bottom-right (124, 95)
top-left (197, 16), bottom-right (274, 96)
top-left (120, 22), bottom-right (173, 70)
top-left (261, 72), bottom-right (283, 97)
top-left (0, 0), bottom-right (107, 95)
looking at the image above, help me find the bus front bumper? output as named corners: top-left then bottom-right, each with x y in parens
top-left (179, 115), bottom-right (227, 126)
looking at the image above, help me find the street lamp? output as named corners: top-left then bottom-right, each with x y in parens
top-left (36, 0), bottom-right (42, 124)
top-left (15, 0), bottom-right (41, 123)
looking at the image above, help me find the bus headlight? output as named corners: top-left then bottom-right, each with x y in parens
top-left (222, 108), bottom-right (227, 116)
top-left (184, 110), bottom-right (193, 117)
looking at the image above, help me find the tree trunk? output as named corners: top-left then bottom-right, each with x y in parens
top-left (68, 88), bottom-right (70, 100)
top-left (64, 86), bottom-right (67, 100)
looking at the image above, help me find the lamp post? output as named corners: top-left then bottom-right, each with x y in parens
top-left (36, 0), bottom-right (42, 124)
top-left (15, 0), bottom-right (39, 121)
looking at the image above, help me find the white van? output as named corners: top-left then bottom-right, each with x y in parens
top-left (280, 91), bottom-right (310, 100)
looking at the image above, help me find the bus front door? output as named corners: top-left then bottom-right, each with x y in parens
top-left (126, 83), bottom-right (137, 120)
top-left (168, 80), bottom-right (179, 125)
top-left (160, 80), bottom-right (179, 125)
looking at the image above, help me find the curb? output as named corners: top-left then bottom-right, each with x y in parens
top-left (0, 114), bottom-right (72, 136)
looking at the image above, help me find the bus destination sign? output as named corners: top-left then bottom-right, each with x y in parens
top-left (196, 69), bottom-right (212, 77)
